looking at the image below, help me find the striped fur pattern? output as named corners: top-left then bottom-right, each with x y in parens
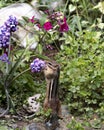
top-left (43, 61), bottom-right (61, 116)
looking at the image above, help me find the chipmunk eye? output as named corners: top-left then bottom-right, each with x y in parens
top-left (48, 62), bottom-right (52, 66)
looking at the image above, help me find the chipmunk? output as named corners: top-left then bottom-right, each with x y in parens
top-left (43, 61), bottom-right (61, 118)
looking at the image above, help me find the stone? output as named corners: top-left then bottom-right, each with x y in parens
top-left (26, 123), bottom-right (46, 130)
top-left (61, 105), bottom-right (70, 117)
top-left (41, 0), bottom-right (64, 10)
top-left (29, 123), bottom-right (41, 130)
top-left (23, 94), bottom-right (41, 113)
top-left (4, 115), bottom-right (11, 119)
top-left (0, 107), bottom-right (5, 114)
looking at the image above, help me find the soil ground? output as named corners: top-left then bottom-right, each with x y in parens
top-left (0, 105), bottom-right (104, 130)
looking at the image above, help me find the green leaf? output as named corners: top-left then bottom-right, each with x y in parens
top-left (94, 2), bottom-right (104, 14)
top-left (37, 44), bottom-right (43, 54)
top-left (69, 4), bottom-right (76, 12)
top-left (72, 0), bottom-right (79, 3)
top-left (39, 14), bottom-right (47, 26)
top-left (91, 119), bottom-right (102, 129)
top-left (22, 16), bottom-right (29, 22)
top-left (5, 50), bottom-right (25, 83)
top-left (0, 126), bottom-right (8, 130)
top-left (98, 23), bottom-right (104, 29)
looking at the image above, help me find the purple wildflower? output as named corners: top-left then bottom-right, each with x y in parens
top-left (0, 26), bottom-right (10, 48)
top-left (0, 15), bottom-right (18, 49)
top-left (5, 15), bottom-right (18, 32)
top-left (0, 53), bottom-right (10, 63)
top-left (30, 58), bottom-right (45, 72)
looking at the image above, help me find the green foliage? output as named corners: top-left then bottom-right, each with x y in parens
top-left (91, 118), bottom-right (102, 129)
top-left (0, 126), bottom-right (8, 130)
top-left (58, 34), bottom-right (104, 113)
top-left (67, 116), bottom-right (103, 130)
top-left (38, 108), bottom-right (52, 120)
top-left (0, 37), bottom-right (46, 111)
top-left (55, 0), bottom-right (104, 116)
top-left (67, 117), bottom-right (85, 130)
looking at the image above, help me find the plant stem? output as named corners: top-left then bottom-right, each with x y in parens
top-left (76, 5), bottom-right (82, 33)
top-left (0, 35), bottom-right (12, 117)
top-left (0, 83), bottom-right (9, 117)
top-left (5, 33), bottom-right (12, 74)
top-left (63, 0), bottom-right (69, 15)
top-left (8, 68), bottom-right (31, 87)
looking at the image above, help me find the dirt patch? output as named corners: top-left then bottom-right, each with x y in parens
top-left (0, 105), bottom-right (104, 130)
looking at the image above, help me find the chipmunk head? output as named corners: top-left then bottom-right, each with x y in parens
top-left (43, 61), bottom-right (59, 79)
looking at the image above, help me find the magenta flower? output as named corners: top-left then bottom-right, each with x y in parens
top-left (29, 16), bottom-right (35, 23)
top-left (43, 21), bottom-right (53, 31)
top-left (58, 17), bottom-right (69, 32)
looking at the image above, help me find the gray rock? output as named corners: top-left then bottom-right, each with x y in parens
top-left (23, 94), bottom-right (41, 113)
top-left (26, 123), bottom-right (46, 130)
top-left (41, 0), bottom-right (64, 10)
top-left (29, 123), bottom-right (40, 130)
top-left (61, 105), bottom-right (70, 117)
top-left (0, 107), bottom-right (5, 114)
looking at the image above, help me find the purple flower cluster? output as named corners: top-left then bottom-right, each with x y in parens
top-left (0, 25), bottom-right (10, 48)
top-left (5, 15), bottom-right (18, 32)
top-left (0, 53), bottom-right (10, 63)
top-left (30, 58), bottom-right (45, 72)
top-left (0, 15), bottom-right (18, 49)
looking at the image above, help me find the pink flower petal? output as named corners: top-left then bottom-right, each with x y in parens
top-left (43, 21), bottom-right (53, 31)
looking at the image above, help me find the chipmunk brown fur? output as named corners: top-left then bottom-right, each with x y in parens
top-left (43, 61), bottom-right (61, 117)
